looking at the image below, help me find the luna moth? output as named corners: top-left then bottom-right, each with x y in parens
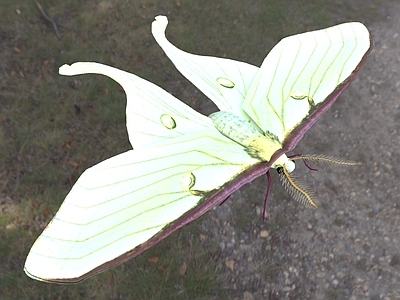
top-left (24, 15), bottom-right (371, 283)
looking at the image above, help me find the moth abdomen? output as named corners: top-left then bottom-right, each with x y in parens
top-left (209, 111), bottom-right (261, 147)
top-left (209, 111), bottom-right (286, 164)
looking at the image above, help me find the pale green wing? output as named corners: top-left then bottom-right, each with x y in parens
top-left (242, 22), bottom-right (371, 142)
top-left (60, 62), bottom-right (214, 149)
top-left (152, 16), bottom-right (259, 125)
top-left (24, 130), bottom-right (258, 282)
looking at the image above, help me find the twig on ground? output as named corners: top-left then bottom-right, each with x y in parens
top-left (35, 1), bottom-right (65, 39)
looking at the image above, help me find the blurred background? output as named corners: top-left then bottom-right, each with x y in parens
top-left (1, 0), bottom-right (399, 299)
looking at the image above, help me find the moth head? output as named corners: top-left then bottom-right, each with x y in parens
top-left (276, 158), bottom-right (317, 208)
top-left (283, 160), bottom-right (295, 173)
top-left (277, 155), bottom-right (361, 208)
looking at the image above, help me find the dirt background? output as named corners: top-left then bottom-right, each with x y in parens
top-left (213, 2), bottom-right (400, 299)
top-left (1, 0), bottom-right (399, 299)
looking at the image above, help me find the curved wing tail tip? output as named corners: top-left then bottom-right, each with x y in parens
top-left (59, 64), bottom-right (78, 76)
top-left (59, 62), bottom-right (99, 76)
top-left (152, 15), bottom-right (169, 34)
top-left (59, 62), bottom-right (129, 81)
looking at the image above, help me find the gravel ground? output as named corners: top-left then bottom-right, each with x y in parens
top-left (195, 2), bottom-right (400, 299)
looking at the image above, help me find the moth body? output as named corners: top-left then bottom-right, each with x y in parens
top-left (209, 111), bottom-right (291, 170)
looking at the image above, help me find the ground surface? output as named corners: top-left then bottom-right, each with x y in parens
top-left (1, 0), bottom-right (399, 299)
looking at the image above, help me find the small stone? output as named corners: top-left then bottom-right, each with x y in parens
top-left (332, 279), bottom-right (339, 285)
top-left (227, 242), bottom-right (234, 248)
top-left (6, 223), bottom-right (16, 230)
top-left (219, 242), bottom-right (226, 251)
top-left (336, 272), bottom-right (345, 279)
top-left (317, 272), bottom-right (326, 278)
top-left (284, 271), bottom-right (289, 278)
top-left (243, 291), bottom-right (254, 300)
top-left (256, 206), bottom-right (262, 215)
top-left (260, 230), bottom-right (269, 238)
top-left (225, 259), bottom-right (234, 271)
top-left (179, 262), bottom-right (187, 276)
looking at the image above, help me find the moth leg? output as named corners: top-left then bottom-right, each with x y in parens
top-left (262, 171), bottom-right (272, 221)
